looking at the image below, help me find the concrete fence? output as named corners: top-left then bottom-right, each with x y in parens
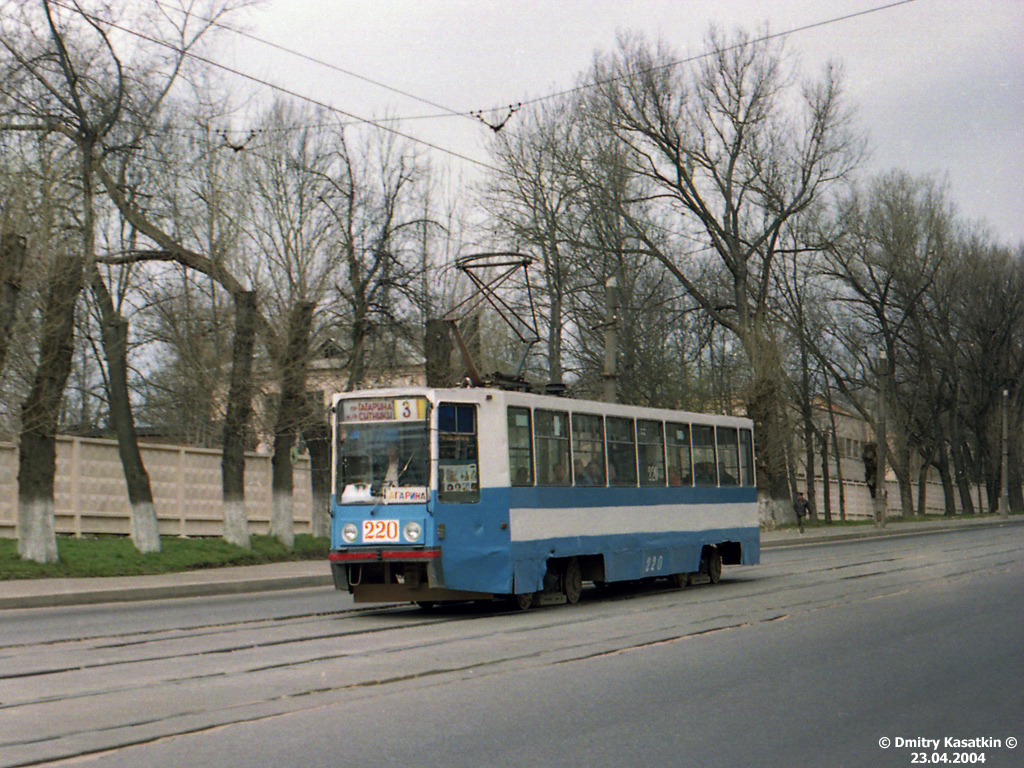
top-left (770, 475), bottom-right (990, 526)
top-left (0, 437), bottom-right (313, 539)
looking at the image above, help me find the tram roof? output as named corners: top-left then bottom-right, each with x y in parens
top-left (332, 386), bottom-right (752, 428)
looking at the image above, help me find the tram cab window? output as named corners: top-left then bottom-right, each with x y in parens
top-left (507, 407), bottom-right (534, 486)
top-left (438, 403), bottom-right (480, 503)
top-left (535, 410), bottom-right (571, 486)
top-left (739, 429), bottom-right (756, 486)
top-left (606, 417), bottom-right (637, 487)
top-left (692, 424), bottom-right (718, 486)
top-left (572, 413), bottom-right (606, 486)
top-left (637, 420), bottom-right (666, 486)
top-left (335, 397), bottom-right (430, 503)
top-left (666, 423), bottom-right (692, 486)
top-left (716, 427), bottom-right (740, 486)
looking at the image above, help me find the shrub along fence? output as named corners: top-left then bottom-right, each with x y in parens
top-left (0, 437), bottom-right (313, 539)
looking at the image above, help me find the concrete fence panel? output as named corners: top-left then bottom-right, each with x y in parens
top-left (0, 437), bottom-right (313, 539)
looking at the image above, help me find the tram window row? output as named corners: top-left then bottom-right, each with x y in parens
top-left (507, 406), bottom-right (755, 489)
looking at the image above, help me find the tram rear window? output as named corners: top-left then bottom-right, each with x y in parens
top-left (739, 429), bottom-right (755, 486)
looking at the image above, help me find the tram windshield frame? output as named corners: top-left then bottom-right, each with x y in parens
top-left (335, 397), bottom-right (430, 504)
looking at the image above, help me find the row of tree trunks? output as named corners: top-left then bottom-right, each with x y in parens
top-left (221, 291), bottom-right (258, 548)
top-left (17, 248), bottom-right (83, 563)
top-left (90, 267), bottom-right (160, 553)
top-left (270, 302), bottom-right (316, 548)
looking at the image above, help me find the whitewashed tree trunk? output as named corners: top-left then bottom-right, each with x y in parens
top-left (17, 498), bottom-right (58, 563)
top-left (130, 501), bottom-right (161, 554)
top-left (223, 500), bottom-right (250, 548)
top-left (269, 491), bottom-right (294, 549)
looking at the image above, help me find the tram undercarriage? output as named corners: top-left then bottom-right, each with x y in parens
top-left (331, 544), bottom-right (732, 609)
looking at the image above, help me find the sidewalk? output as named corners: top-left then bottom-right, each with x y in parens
top-left (0, 560), bottom-right (334, 611)
top-left (760, 512), bottom-right (1024, 548)
top-left (2, 515), bottom-right (1020, 610)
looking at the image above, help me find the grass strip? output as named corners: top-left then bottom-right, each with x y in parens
top-left (0, 534), bottom-right (329, 580)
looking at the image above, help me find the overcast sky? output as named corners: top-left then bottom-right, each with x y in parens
top-left (227, 0), bottom-right (1023, 246)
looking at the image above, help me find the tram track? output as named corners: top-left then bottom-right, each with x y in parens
top-left (2, 526), bottom-right (1023, 768)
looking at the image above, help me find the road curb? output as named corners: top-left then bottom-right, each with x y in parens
top-left (0, 573), bottom-right (334, 611)
top-left (761, 516), bottom-right (1024, 549)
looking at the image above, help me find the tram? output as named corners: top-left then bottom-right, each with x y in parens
top-left (328, 386), bottom-right (759, 608)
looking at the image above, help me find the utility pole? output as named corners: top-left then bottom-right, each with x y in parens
top-left (874, 350), bottom-right (887, 528)
top-left (603, 275), bottom-right (618, 404)
top-left (1000, 388), bottom-right (1010, 519)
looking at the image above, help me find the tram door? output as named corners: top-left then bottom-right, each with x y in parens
top-left (437, 403), bottom-right (479, 503)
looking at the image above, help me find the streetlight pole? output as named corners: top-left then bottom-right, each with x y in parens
top-left (874, 350), bottom-right (887, 528)
top-left (1000, 388), bottom-right (1009, 519)
top-left (602, 275), bottom-right (618, 405)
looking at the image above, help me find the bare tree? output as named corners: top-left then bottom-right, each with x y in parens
top-left (1, 0), bottom-right (126, 560)
top-left (267, 301), bottom-right (314, 548)
top-left (1, 0), bottom-right (254, 559)
top-left (0, 231), bottom-right (26, 375)
top-left (820, 172), bottom-right (953, 517)
top-left (221, 290), bottom-right (256, 546)
top-left (319, 126), bottom-right (430, 391)
top-left (483, 96), bottom-right (589, 385)
top-left (134, 95), bottom-right (256, 544)
top-left (583, 28), bottom-right (862, 508)
top-left (940, 238), bottom-right (1024, 513)
top-left (238, 103), bottom-right (340, 546)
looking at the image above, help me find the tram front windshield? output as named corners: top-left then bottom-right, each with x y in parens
top-left (336, 398), bottom-right (430, 503)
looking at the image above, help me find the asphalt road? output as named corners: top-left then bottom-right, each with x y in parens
top-left (2, 525), bottom-right (1021, 768)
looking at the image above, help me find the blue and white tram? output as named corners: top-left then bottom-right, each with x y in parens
top-left (328, 386), bottom-right (759, 608)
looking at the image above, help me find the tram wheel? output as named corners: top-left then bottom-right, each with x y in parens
top-left (705, 546), bottom-right (723, 584)
top-left (511, 591), bottom-right (535, 611)
top-left (671, 572), bottom-right (689, 588)
top-left (415, 601), bottom-right (437, 611)
top-left (563, 558), bottom-right (583, 604)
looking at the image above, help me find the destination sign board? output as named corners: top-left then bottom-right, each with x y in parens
top-left (341, 398), bottom-right (427, 423)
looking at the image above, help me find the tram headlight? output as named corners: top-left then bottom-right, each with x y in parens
top-left (403, 521), bottom-right (422, 543)
top-left (341, 523), bottom-right (359, 543)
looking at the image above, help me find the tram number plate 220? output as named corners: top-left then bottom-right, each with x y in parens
top-left (362, 519), bottom-right (400, 543)
top-left (642, 550), bottom-right (667, 575)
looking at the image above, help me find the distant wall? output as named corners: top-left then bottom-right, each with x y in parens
top-left (0, 437), bottom-right (313, 539)
top-left (760, 475), bottom-right (987, 527)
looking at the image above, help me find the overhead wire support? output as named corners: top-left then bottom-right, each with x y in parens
top-left (149, 0), bottom-right (475, 123)
top-left (45, 0), bottom-right (502, 173)
top-left (471, 103), bottom-right (521, 133)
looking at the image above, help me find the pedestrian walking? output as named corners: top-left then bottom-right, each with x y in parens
top-left (793, 492), bottom-right (810, 534)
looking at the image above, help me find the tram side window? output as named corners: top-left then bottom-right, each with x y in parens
top-left (692, 425), bottom-right (718, 486)
top-left (666, 422), bottom-right (692, 486)
top-left (507, 407), bottom-right (534, 486)
top-left (637, 419), bottom-right (666, 487)
top-left (535, 410), bottom-right (571, 486)
top-left (606, 417), bottom-right (637, 486)
top-left (572, 413), bottom-right (606, 486)
top-left (438, 403), bottom-right (480, 503)
top-left (739, 429), bottom-right (755, 486)
top-left (716, 427), bottom-right (740, 486)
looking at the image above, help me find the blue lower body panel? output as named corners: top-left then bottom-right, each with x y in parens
top-left (505, 526), bottom-right (760, 593)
